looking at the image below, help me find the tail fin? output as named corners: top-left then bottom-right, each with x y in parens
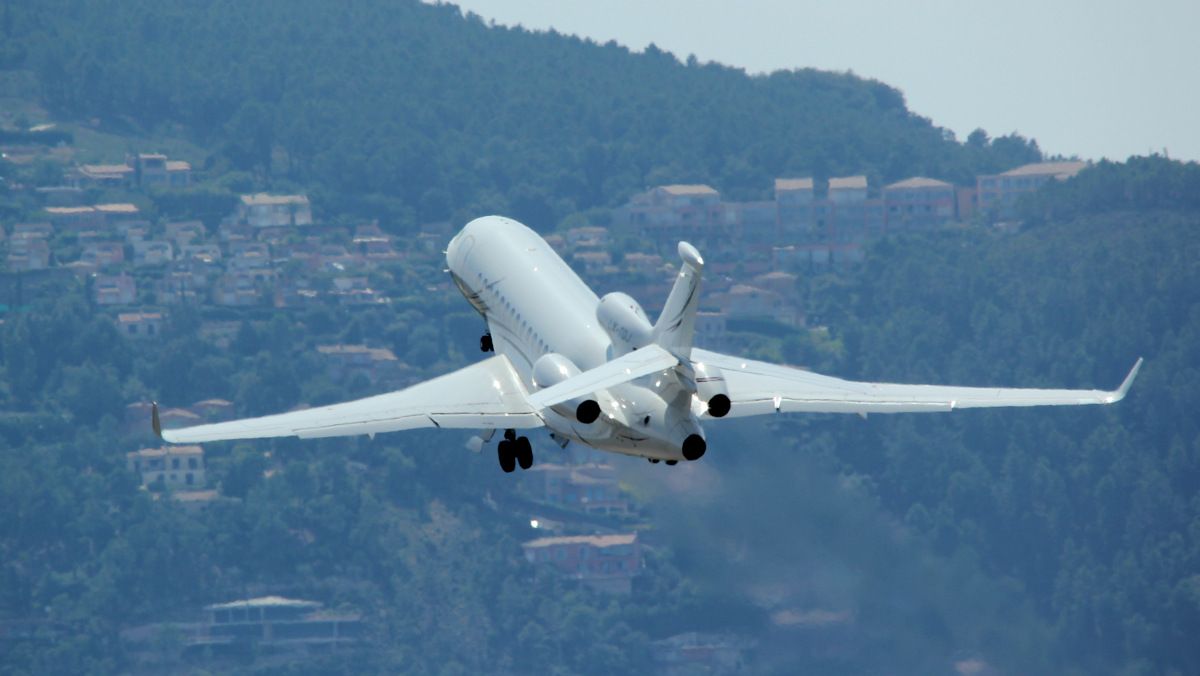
top-left (653, 242), bottom-right (704, 356)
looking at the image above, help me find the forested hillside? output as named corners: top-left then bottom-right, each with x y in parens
top-left (2, 0), bottom-right (1039, 226)
top-left (2, 1), bottom-right (1198, 673)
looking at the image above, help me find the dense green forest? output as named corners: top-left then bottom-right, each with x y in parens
top-left (1, 0), bottom-right (1040, 227)
top-left (2, 0), bottom-right (1199, 673)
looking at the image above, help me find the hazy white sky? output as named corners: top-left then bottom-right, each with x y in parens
top-left (448, 0), bottom-right (1200, 162)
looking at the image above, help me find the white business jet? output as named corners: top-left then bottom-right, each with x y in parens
top-left (154, 216), bottom-right (1141, 472)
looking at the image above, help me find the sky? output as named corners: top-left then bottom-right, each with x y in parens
top-left (447, 0), bottom-right (1200, 162)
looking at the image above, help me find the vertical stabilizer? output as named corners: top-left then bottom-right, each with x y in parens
top-left (653, 241), bottom-right (704, 356)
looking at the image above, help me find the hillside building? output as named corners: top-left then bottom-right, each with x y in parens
top-left (236, 193), bottom-right (314, 228)
top-left (522, 533), bottom-right (643, 594)
top-left (883, 176), bottom-right (957, 230)
top-left (976, 160), bottom-right (1087, 218)
top-left (126, 445), bottom-right (206, 489)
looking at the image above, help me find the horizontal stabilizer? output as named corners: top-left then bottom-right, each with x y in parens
top-left (526, 343), bottom-right (678, 410)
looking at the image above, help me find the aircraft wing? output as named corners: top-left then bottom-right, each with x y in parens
top-left (156, 355), bottom-right (543, 443)
top-left (692, 349), bottom-right (1142, 417)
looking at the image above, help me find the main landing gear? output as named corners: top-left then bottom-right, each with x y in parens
top-left (647, 458), bottom-right (679, 466)
top-left (480, 333), bottom-right (494, 353)
top-left (497, 429), bottom-right (533, 473)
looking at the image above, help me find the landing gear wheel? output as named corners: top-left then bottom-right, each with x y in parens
top-left (497, 440), bottom-right (516, 473)
top-left (516, 436), bottom-right (533, 470)
top-left (648, 458), bottom-right (660, 464)
top-left (480, 333), bottom-right (494, 352)
top-left (665, 460), bottom-right (678, 466)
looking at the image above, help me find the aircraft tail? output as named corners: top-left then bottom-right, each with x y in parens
top-left (653, 242), bottom-right (704, 356)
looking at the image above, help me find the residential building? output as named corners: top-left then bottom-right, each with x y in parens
top-left (775, 177), bottom-right (816, 237)
top-left (122, 596), bottom-right (362, 663)
top-left (74, 163), bottom-right (134, 188)
top-left (166, 160), bottom-right (192, 187)
top-left (623, 252), bottom-right (664, 276)
top-left (93, 273), bottom-right (136, 305)
top-left (12, 222), bottom-right (53, 239)
top-left (180, 242), bottom-right (222, 263)
top-left (6, 238), bottom-right (50, 271)
top-left (190, 399), bottom-right (234, 422)
top-left (652, 632), bottom-right (750, 675)
top-left (133, 240), bottom-right (173, 266)
top-left (572, 250), bottom-right (612, 275)
top-left (117, 312), bottom-right (164, 339)
top-left (165, 220), bottom-right (206, 246)
top-left (883, 176), bottom-right (957, 229)
top-left (235, 193), bottom-right (314, 228)
top-left (95, 203), bottom-right (141, 224)
top-left (330, 276), bottom-right (388, 306)
top-left (976, 160), bottom-right (1088, 218)
top-left (316, 344), bottom-right (405, 385)
top-left (126, 445), bottom-right (206, 489)
top-left (45, 205), bottom-right (104, 229)
top-left (720, 199), bottom-right (777, 243)
top-left (213, 272), bottom-right (263, 306)
top-left (523, 463), bottom-right (630, 516)
top-left (616, 184), bottom-right (724, 247)
top-left (565, 225), bottom-right (608, 250)
top-left (80, 241), bottom-right (125, 267)
top-left (133, 153), bottom-right (169, 187)
top-left (195, 597), bottom-right (361, 655)
top-left (521, 533), bottom-right (642, 595)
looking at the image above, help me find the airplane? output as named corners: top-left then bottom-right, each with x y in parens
top-left (153, 215), bottom-right (1142, 472)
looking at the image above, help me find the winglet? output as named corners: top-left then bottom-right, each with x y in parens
top-left (1108, 357), bottom-right (1143, 403)
top-left (151, 401), bottom-right (163, 440)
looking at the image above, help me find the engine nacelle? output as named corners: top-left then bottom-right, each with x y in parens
top-left (596, 292), bottom-right (653, 356)
top-left (694, 361), bottom-right (731, 418)
top-left (531, 353), bottom-right (601, 424)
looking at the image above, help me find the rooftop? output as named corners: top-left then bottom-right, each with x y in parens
top-left (774, 177), bottom-right (814, 191)
top-left (95, 203), bottom-right (140, 214)
top-left (240, 193), bottom-right (310, 206)
top-left (316, 344), bottom-right (398, 361)
top-left (829, 175), bottom-right (868, 190)
top-left (1000, 160), bottom-right (1088, 178)
top-left (657, 184), bottom-right (718, 196)
top-left (204, 596), bottom-right (321, 612)
top-left (117, 312), bottom-right (163, 323)
top-left (127, 445), bottom-right (204, 458)
top-left (885, 176), bottom-right (953, 190)
top-left (523, 533), bottom-right (637, 549)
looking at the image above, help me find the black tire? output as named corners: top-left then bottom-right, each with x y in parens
top-left (480, 334), bottom-right (494, 352)
top-left (665, 460), bottom-right (678, 466)
top-left (516, 436), bottom-right (533, 470)
top-left (497, 440), bottom-right (516, 473)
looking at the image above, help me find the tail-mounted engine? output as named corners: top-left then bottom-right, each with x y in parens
top-left (532, 353), bottom-right (602, 424)
top-left (597, 292), bottom-right (653, 357)
top-left (694, 361), bottom-right (731, 418)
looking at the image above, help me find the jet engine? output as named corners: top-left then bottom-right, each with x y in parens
top-left (531, 353), bottom-right (602, 424)
top-left (596, 292), bottom-right (653, 356)
top-left (693, 361), bottom-right (731, 418)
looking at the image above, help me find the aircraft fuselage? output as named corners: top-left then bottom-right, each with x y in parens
top-left (446, 216), bottom-right (703, 460)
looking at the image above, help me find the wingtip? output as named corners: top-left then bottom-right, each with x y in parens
top-left (151, 401), bottom-right (163, 440)
top-left (1111, 357), bottom-right (1143, 402)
